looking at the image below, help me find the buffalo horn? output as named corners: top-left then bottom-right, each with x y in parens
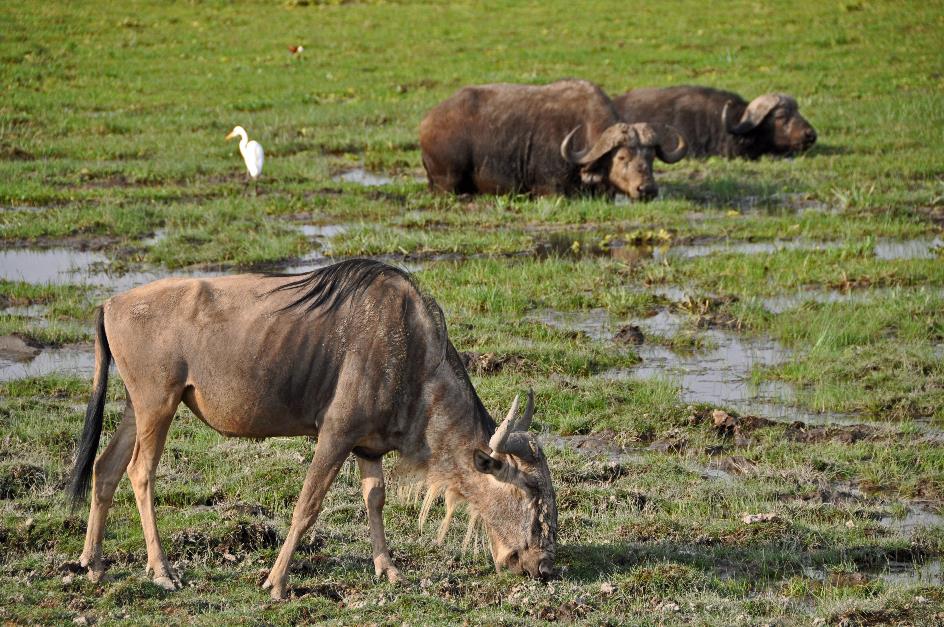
top-left (561, 124), bottom-right (633, 165)
top-left (653, 124), bottom-right (687, 163)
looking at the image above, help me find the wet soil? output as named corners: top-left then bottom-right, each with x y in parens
top-left (532, 306), bottom-right (852, 426)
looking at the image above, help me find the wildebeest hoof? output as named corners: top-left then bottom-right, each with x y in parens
top-left (152, 574), bottom-right (181, 591)
top-left (86, 566), bottom-right (105, 583)
top-left (84, 556), bottom-right (106, 583)
top-left (262, 576), bottom-right (287, 600)
top-left (377, 564), bottom-right (401, 584)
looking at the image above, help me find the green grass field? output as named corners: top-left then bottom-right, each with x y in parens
top-left (1, 0), bottom-right (943, 624)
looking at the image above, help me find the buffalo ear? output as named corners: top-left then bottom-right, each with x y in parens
top-left (579, 169), bottom-right (604, 185)
top-left (473, 448), bottom-right (504, 475)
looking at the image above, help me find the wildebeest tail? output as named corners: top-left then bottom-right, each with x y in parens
top-left (68, 306), bottom-right (112, 508)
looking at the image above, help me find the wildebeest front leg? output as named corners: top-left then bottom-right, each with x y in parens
top-left (357, 457), bottom-right (401, 583)
top-left (80, 399), bottom-right (136, 582)
top-left (126, 399), bottom-right (180, 590)
top-left (263, 437), bottom-right (350, 600)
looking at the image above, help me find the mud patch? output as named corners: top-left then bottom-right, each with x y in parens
top-left (172, 519), bottom-right (280, 562)
top-left (784, 421), bottom-right (883, 443)
top-left (0, 463), bottom-right (47, 499)
top-left (458, 350), bottom-right (526, 375)
top-left (613, 324), bottom-right (644, 345)
top-left (546, 430), bottom-right (646, 467)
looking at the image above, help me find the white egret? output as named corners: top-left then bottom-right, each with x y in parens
top-left (225, 126), bottom-right (264, 179)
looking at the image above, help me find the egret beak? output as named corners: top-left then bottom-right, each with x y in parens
top-left (225, 131), bottom-right (236, 140)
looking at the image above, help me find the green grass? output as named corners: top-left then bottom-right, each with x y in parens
top-left (2, 0), bottom-right (943, 623)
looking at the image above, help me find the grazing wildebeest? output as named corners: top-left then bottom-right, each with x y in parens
top-left (613, 85), bottom-right (817, 159)
top-left (419, 79), bottom-right (687, 200)
top-left (68, 259), bottom-right (557, 599)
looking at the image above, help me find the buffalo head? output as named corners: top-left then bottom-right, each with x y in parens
top-left (724, 94), bottom-right (817, 155)
top-left (561, 123), bottom-right (687, 201)
top-left (472, 391), bottom-right (557, 579)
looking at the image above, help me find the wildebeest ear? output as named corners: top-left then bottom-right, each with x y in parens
top-left (473, 448), bottom-right (504, 475)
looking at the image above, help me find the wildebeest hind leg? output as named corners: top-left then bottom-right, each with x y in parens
top-left (126, 395), bottom-right (180, 590)
top-left (80, 398), bottom-right (136, 582)
top-left (357, 457), bottom-right (401, 583)
top-left (263, 434), bottom-right (351, 599)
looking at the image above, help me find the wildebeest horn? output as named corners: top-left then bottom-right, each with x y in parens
top-left (729, 93), bottom-right (785, 135)
top-left (561, 124), bottom-right (633, 165)
top-left (488, 389), bottom-right (535, 453)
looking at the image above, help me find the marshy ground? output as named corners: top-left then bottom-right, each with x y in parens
top-left (1, 1), bottom-right (943, 624)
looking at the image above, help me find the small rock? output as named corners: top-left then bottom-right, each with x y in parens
top-left (600, 582), bottom-right (615, 595)
top-left (613, 324), bottom-right (644, 345)
top-left (741, 512), bottom-right (779, 524)
top-left (72, 617), bottom-right (88, 626)
top-left (648, 436), bottom-right (687, 454)
top-left (711, 409), bottom-right (734, 428)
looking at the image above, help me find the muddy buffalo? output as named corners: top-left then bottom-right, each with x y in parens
top-left (420, 79), bottom-right (687, 200)
top-left (614, 85), bottom-right (817, 159)
top-left (68, 259), bottom-right (557, 599)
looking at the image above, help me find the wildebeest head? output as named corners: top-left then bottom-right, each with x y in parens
top-left (472, 391), bottom-right (557, 579)
top-left (561, 123), bottom-right (687, 201)
top-left (724, 94), bottom-right (817, 155)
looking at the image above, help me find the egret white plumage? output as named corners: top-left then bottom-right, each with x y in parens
top-left (225, 126), bottom-right (264, 179)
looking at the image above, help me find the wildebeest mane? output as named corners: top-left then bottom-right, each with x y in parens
top-left (444, 340), bottom-right (497, 438)
top-left (268, 258), bottom-right (417, 315)
top-left (268, 258), bottom-right (494, 436)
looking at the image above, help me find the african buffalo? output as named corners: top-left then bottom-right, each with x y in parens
top-left (419, 79), bottom-right (687, 200)
top-left (69, 259), bottom-right (557, 599)
top-left (614, 85), bottom-right (817, 159)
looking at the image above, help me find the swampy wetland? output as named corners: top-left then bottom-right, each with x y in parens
top-left (1, 1), bottom-right (943, 624)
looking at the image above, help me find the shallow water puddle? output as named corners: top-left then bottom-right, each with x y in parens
top-left (298, 224), bottom-right (348, 240)
top-left (531, 307), bottom-right (851, 424)
top-left (643, 283), bottom-right (944, 315)
top-left (761, 286), bottom-right (944, 314)
top-left (0, 246), bottom-right (227, 292)
top-left (0, 248), bottom-right (109, 284)
top-left (0, 338), bottom-right (95, 382)
top-left (331, 168), bottom-right (395, 187)
top-left (874, 236), bottom-right (943, 260)
top-left (803, 560), bottom-right (943, 587)
top-left (879, 504), bottom-right (944, 537)
top-left (537, 233), bottom-right (942, 264)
